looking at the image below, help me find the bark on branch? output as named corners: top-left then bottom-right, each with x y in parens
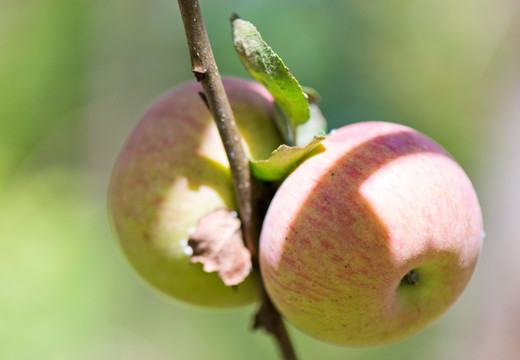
top-left (176, 1), bottom-right (297, 359)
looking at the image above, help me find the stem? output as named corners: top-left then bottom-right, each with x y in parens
top-left (176, 1), bottom-right (298, 359)
top-left (177, 0), bottom-right (256, 257)
top-left (254, 284), bottom-right (298, 360)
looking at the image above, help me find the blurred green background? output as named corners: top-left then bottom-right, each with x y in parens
top-left (1, 0), bottom-right (520, 359)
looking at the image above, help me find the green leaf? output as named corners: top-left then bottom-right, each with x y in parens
top-left (295, 103), bottom-right (327, 146)
top-left (295, 88), bottom-right (328, 146)
top-left (250, 136), bottom-right (325, 181)
top-left (232, 17), bottom-right (310, 142)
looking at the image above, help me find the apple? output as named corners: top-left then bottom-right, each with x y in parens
top-left (108, 77), bottom-right (283, 308)
top-left (259, 121), bottom-right (483, 345)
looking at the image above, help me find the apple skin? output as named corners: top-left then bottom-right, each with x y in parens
top-left (259, 121), bottom-right (483, 345)
top-left (108, 77), bottom-right (282, 308)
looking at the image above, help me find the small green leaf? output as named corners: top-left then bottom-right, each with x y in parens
top-left (250, 136), bottom-right (325, 181)
top-left (295, 88), bottom-right (328, 146)
top-left (232, 17), bottom-right (310, 141)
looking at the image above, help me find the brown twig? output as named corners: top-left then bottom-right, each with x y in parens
top-left (177, 0), bottom-right (256, 257)
top-left (254, 285), bottom-right (298, 360)
top-left (176, 1), bottom-right (297, 359)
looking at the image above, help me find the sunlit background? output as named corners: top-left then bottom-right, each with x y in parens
top-left (1, 0), bottom-right (519, 359)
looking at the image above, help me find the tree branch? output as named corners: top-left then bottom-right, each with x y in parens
top-left (254, 285), bottom-right (298, 360)
top-left (177, 0), bottom-right (256, 257)
top-left (176, 1), bottom-right (297, 359)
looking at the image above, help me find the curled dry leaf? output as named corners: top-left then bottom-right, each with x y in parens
top-left (188, 208), bottom-right (253, 286)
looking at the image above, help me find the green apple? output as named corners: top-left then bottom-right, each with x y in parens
top-left (108, 77), bottom-right (283, 308)
top-left (259, 121), bottom-right (483, 344)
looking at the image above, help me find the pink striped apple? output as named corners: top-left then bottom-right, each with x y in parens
top-left (259, 121), bottom-right (483, 345)
top-left (108, 78), bottom-right (282, 308)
